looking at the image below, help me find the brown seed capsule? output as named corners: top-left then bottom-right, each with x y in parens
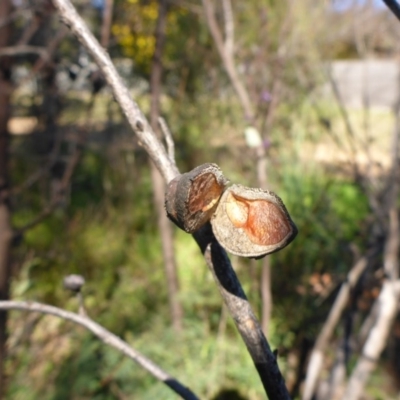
top-left (165, 163), bottom-right (228, 233)
top-left (211, 184), bottom-right (297, 258)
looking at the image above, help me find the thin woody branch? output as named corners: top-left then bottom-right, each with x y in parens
top-left (0, 300), bottom-right (199, 400)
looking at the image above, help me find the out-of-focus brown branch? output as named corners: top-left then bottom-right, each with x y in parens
top-left (222, 0), bottom-right (234, 56)
top-left (100, 0), bottom-right (114, 49)
top-left (201, 0), bottom-right (253, 119)
top-left (0, 300), bottom-right (199, 400)
top-left (0, 45), bottom-right (49, 59)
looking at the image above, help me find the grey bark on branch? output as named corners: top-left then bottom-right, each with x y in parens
top-left (50, 0), bottom-right (291, 398)
top-left (0, 300), bottom-right (199, 400)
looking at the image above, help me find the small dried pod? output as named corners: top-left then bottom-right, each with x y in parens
top-left (211, 184), bottom-right (297, 258)
top-left (165, 163), bottom-right (228, 233)
top-left (63, 274), bottom-right (86, 293)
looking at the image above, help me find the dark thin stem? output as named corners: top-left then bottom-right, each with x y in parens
top-left (382, 0), bottom-right (400, 21)
top-left (194, 224), bottom-right (291, 400)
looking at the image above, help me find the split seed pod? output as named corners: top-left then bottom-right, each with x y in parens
top-left (211, 184), bottom-right (297, 258)
top-left (165, 163), bottom-right (228, 233)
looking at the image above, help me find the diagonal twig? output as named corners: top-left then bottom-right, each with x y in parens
top-left (0, 300), bottom-right (199, 400)
top-left (382, 0), bottom-right (400, 21)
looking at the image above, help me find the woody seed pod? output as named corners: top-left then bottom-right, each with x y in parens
top-left (165, 163), bottom-right (228, 233)
top-left (211, 184), bottom-right (297, 258)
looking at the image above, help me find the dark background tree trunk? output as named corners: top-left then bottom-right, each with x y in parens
top-left (0, 0), bottom-right (14, 397)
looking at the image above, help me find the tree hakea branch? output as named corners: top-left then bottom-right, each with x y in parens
top-left (50, 0), bottom-right (291, 398)
top-left (0, 300), bottom-right (199, 400)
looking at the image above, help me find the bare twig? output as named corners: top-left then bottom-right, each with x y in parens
top-left (0, 300), bottom-right (199, 400)
top-left (158, 117), bottom-right (175, 162)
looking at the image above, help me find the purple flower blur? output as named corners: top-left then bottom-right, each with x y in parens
top-left (263, 138), bottom-right (271, 149)
top-left (260, 90), bottom-right (272, 103)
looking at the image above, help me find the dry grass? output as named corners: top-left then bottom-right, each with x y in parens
top-left (302, 107), bottom-right (395, 175)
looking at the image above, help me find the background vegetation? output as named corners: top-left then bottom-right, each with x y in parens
top-left (1, 0), bottom-right (399, 399)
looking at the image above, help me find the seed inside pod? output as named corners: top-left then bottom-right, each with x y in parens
top-left (211, 184), bottom-right (297, 258)
top-left (165, 163), bottom-right (228, 233)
